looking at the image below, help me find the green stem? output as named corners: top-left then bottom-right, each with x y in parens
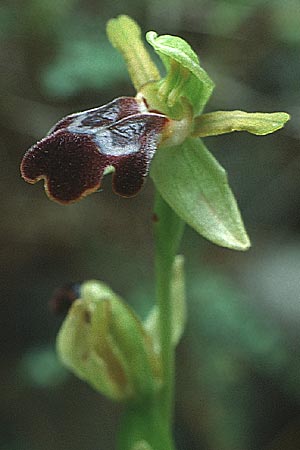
top-left (117, 193), bottom-right (183, 450)
top-left (118, 398), bottom-right (175, 450)
top-left (154, 191), bottom-right (184, 442)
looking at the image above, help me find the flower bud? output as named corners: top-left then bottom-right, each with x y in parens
top-left (56, 280), bottom-right (162, 401)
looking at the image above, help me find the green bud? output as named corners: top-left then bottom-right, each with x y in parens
top-left (56, 280), bottom-right (162, 401)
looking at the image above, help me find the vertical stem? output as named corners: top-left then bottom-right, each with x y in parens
top-left (118, 398), bottom-right (176, 450)
top-left (117, 193), bottom-right (183, 450)
top-left (154, 191), bottom-right (184, 436)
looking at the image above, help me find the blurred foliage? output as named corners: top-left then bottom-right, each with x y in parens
top-left (18, 347), bottom-right (68, 388)
top-left (184, 265), bottom-right (300, 450)
top-left (42, 36), bottom-right (127, 97)
top-left (1, 0), bottom-right (300, 449)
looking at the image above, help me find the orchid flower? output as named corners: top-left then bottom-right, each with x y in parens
top-left (20, 15), bottom-right (291, 450)
top-left (21, 15), bottom-right (289, 250)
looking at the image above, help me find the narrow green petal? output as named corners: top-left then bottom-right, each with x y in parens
top-left (151, 138), bottom-right (250, 251)
top-left (193, 110), bottom-right (290, 137)
top-left (145, 32), bottom-right (214, 117)
top-left (106, 15), bottom-right (160, 91)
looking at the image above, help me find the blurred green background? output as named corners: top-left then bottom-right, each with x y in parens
top-left (1, 0), bottom-right (300, 449)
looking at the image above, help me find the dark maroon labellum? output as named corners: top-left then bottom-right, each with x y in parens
top-left (20, 97), bottom-right (168, 204)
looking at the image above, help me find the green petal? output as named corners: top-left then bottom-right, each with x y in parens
top-left (145, 31), bottom-right (214, 117)
top-left (193, 110), bottom-right (290, 137)
top-left (151, 138), bottom-right (250, 251)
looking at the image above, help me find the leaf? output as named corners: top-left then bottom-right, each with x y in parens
top-left (151, 138), bottom-right (250, 251)
top-left (146, 31), bottom-right (214, 116)
top-left (193, 110), bottom-right (290, 137)
top-left (144, 255), bottom-right (186, 350)
top-left (170, 255), bottom-right (186, 344)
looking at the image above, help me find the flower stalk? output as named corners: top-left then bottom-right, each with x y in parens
top-left (117, 194), bottom-right (184, 450)
top-left (154, 192), bottom-right (184, 427)
top-left (154, 192), bottom-right (184, 446)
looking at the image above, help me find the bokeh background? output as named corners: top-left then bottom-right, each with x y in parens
top-left (1, 0), bottom-right (300, 449)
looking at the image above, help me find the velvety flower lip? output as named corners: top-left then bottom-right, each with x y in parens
top-left (20, 97), bottom-right (168, 204)
top-left (49, 96), bottom-right (143, 134)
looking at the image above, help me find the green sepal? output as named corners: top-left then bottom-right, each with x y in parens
top-left (145, 31), bottom-right (214, 118)
top-left (56, 280), bottom-right (162, 401)
top-left (56, 295), bottom-right (128, 400)
top-left (151, 138), bottom-right (250, 251)
top-left (144, 255), bottom-right (186, 351)
top-left (193, 110), bottom-right (290, 137)
top-left (106, 15), bottom-right (161, 91)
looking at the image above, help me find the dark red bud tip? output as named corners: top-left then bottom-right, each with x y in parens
top-left (50, 282), bottom-right (81, 316)
top-left (152, 213), bottom-right (159, 222)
